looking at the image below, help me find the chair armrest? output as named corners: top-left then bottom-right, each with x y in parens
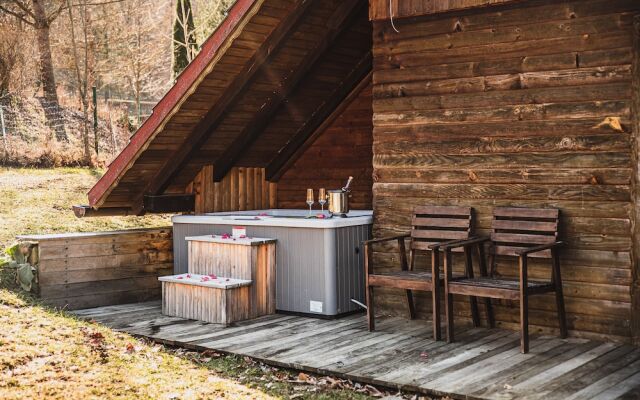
top-left (516, 241), bottom-right (564, 256)
top-left (437, 236), bottom-right (491, 251)
top-left (362, 234), bottom-right (410, 246)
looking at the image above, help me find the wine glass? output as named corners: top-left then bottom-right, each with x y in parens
top-left (318, 188), bottom-right (326, 212)
top-left (306, 188), bottom-right (315, 217)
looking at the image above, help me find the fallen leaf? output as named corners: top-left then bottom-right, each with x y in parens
top-left (298, 372), bottom-right (311, 382)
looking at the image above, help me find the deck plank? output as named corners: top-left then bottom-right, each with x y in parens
top-left (521, 344), bottom-right (640, 400)
top-left (470, 339), bottom-right (602, 397)
top-left (72, 302), bottom-right (640, 400)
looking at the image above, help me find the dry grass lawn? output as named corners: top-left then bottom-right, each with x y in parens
top-left (0, 291), bottom-right (275, 400)
top-left (0, 167), bottom-right (400, 400)
top-left (0, 167), bottom-right (170, 249)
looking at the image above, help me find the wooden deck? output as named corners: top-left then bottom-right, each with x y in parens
top-left (73, 301), bottom-right (640, 400)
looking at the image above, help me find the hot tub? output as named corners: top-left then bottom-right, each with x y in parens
top-left (172, 209), bottom-right (373, 317)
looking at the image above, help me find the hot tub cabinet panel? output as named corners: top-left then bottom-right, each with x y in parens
top-left (172, 210), bottom-right (373, 316)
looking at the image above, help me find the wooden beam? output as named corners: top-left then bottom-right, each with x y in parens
top-left (72, 205), bottom-right (134, 217)
top-left (143, 194), bottom-right (195, 213)
top-left (266, 52), bottom-right (372, 181)
top-left (212, 0), bottom-right (366, 182)
top-left (268, 72), bottom-right (372, 182)
top-left (630, 14), bottom-right (640, 345)
top-left (137, 0), bottom-right (316, 208)
top-left (368, 0), bottom-right (523, 20)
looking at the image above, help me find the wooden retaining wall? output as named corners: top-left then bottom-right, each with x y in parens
top-left (19, 228), bottom-right (173, 310)
top-left (371, 0), bottom-right (640, 342)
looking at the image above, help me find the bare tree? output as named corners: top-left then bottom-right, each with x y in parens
top-left (65, 0), bottom-right (92, 163)
top-left (192, 0), bottom-right (234, 46)
top-left (102, 0), bottom-right (170, 128)
top-left (0, 16), bottom-right (20, 97)
top-left (0, 1), bottom-right (64, 102)
top-left (172, 0), bottom-right (198, 79)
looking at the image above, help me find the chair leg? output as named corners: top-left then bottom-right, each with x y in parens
top-left (465, 247), bottom-right (480, 327)
top-left (432, 249), bottom-right (441, 341)
top-left (444, 250), bottom-right (455, 343)
top-left (553, 251), bottom-right (568, 338)
top-left (405, 290), bottom-right (416, 320)
top-left (519, 256), bottom-right (529, 354)
top-left (366, 285), bottom-right (375, 331)
top-left (480, 244), bottom-right (495, 328)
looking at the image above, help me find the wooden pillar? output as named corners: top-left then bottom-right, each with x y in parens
top-left (631, 15), bottom-right (640, 345)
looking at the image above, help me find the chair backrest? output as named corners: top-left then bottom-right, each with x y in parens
top-left (410, 206), bottom-right (472, 252)
top-left (491, 207), bottom-right (559, 259)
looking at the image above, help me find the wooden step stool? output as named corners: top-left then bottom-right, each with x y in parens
top-left (160, 273), bottom-right (252, 325)
top-left (186, 235), bottom-right (276, 319)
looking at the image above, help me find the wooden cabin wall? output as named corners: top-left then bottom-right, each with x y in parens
top-left (371, 0), bottom-right (640, 342)
top-left (189, 166), bottom-right (277, 213)
top-left (276, 84), bottom-right (374, 209)
top-left (369, 0), bottom-right (518, 20)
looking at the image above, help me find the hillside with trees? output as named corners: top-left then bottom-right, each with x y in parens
top-left (0, 0), bottom-right (234, 167)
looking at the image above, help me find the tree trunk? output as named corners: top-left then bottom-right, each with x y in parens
top-left (33, 0), bottom-right (57, 103)
top-left (32, 0), bottom-right (68, 142)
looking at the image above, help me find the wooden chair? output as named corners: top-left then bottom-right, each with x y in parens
top-left (440, 207), bottom-right (567, 353)
top-left (363, 205), bottom-right (484, 340)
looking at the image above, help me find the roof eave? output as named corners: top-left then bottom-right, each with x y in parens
top-left (88, 0), bottom-right (259, 208)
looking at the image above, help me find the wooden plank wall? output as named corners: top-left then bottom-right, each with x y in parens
top-left (369, 0), bottom-right (519, 20)
top-left (23, 228), bottom-right (173, 310)
top-left (189, 166), bottom-right (277, 213)
top-left (371, 0), bottom-right (640, 342)
top-left (277, 84), bottom-right (374, 209)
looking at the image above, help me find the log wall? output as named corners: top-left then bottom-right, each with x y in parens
top-left (371, 0), bottom-right (640, 342)
top-left (277, 83), bottom-right (374, 209)
top-left (369, 0), bottom-right (519, 20)
top-left (189, 166), bottom-right (277, 213)
top-left (20, 228), bottom-right (173, 310)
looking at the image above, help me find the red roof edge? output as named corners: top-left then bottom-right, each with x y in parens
top-left (88, 0), bottom-right (257, 208)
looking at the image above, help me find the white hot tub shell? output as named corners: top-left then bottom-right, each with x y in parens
top-left (172, 209), bottom-right (373, 317)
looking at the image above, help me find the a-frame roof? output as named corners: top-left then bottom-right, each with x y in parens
top-left (87, 0), bottom-right (371, 214)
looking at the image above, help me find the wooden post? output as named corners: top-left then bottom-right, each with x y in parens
top-left (631, 14), bottom-right (640, 346)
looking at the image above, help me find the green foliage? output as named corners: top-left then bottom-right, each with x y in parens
top-left (2, 242), bottom-right (37, 292)
top-left (172, 0), bottom-right (198, 79)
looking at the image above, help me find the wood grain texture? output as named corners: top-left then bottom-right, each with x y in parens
top-left (188, 239), bottom-right (276, 318)
top-left (369, 0), bottom-right (520, 20)
top-left (32, 228), bottom-right (173, 310)
top-left (371, 0), bottom-right (640, 340)
top-left (190, 166), bottom-right (276, 212)
top-left (630, 14), bottom-right (640, 346)
top-left (73, 302), bottom-right (640, 400)
top-left (162, 281), bottom-right (251, 325)
top-left (276, 83), bottom-right (373, 210)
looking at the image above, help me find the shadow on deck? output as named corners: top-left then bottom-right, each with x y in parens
top-left (72, 301), bottom-right (640, 400)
